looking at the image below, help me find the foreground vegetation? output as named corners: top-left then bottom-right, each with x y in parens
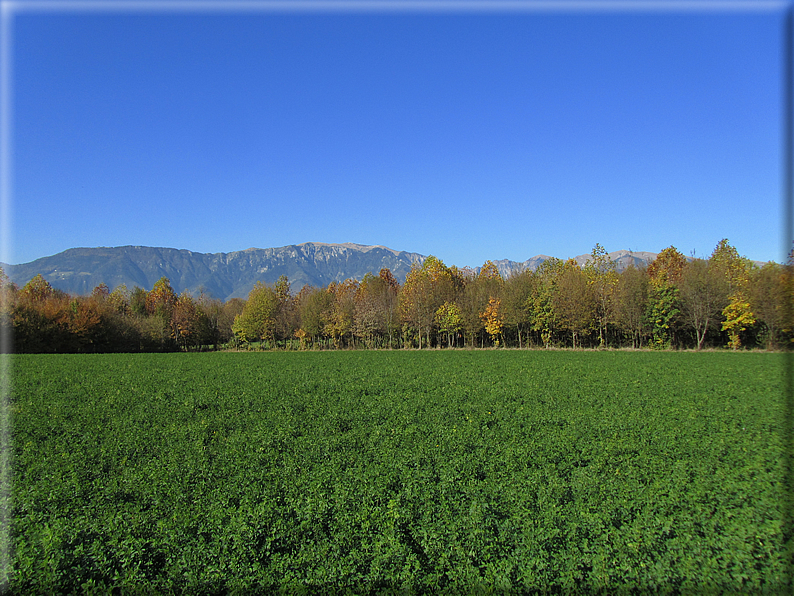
top-left (2, 240), bottom-right (792, 354)
top-left (8, 351), bottom-right (791, 593)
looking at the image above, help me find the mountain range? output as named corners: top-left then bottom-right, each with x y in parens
top-left (2, 243), bottom-right (660, 301)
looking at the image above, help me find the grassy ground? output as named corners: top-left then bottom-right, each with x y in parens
top-left (6, 351), bottom-right (791, 594)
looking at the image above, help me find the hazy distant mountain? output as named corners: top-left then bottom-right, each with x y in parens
top-left (484, 250), bottom-right (659, 278)
top-left (2, 243), bottom-right (661, 301)
top-left (575, 249), bottom-right (660, 271)
top-left (2, 243), bottom-right (426, 301)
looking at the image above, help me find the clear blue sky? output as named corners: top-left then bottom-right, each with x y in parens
top-left (4, 1), bottom-right (788, 268)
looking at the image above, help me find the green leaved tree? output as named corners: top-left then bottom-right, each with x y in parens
top-left (232, 282), bottom-right (278, 348)
top-left (585, 244), bottom-right (618, 348)
top-left (435, 301), bottom-right (462, 348)
top-left (526, 258), bottom-right (563, 348)
top-left (646, 247), bottom-right (685, 349)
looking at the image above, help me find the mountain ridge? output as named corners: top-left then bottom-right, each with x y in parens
top-left (3, 243), bottom-right (665, 301)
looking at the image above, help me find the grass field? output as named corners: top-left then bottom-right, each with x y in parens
top-left (6, 351), bottom-right (791, 594)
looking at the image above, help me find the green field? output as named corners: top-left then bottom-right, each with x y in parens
top-left (6, 351), bottom-right (791, 594)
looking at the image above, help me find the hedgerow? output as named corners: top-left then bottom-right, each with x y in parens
top-left (7, 351), bottom-right (791, 593)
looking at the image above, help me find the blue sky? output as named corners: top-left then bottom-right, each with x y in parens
top-left (4, 1), bottom-right (788, 268)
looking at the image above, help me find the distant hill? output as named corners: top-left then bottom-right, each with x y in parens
top-left (2, 243), bottom-right (662, 301)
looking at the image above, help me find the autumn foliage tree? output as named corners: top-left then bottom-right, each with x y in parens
top-left (13, 275), bottom-right (64, 352)
top-left (585, 244), bottom-right (618, 347)
top-left (457, 262), bottom-right (504, 348)
top-left (711, 239), bottom-right (756, 349)
top-left (325, 279), bottom-right (358, 348)
top-left (6, 239), bottom-right (790, 352)
top-left (500, 270), bottom-right (535, 348)
top-left (378, 268), bottom-right (401, 348)
top-left (294, 286), bottom-right (325, 347)
top-left (0, 267), bottom-right (15, 353)
top-left (399, 257), bottom-right (452, 348)
top-left (612, 266), bottom-right (649, 349)
top-left (354, 273), bottom-right (394, 348)
top-left (750, 262), bottom-right (789, 349)
top-left (553, 260), bottom-right (596, 349)
top-left (677, 259), bottom-right (728, 350)
top-left (11, 275), bottom-right (114, 352)
top-left (171, 292), bottom-right (202, 350)
top-left (146, 277), bottom-right (177, 318)
top-left (273, 275), bottom-right (297, 345)
top-left (480, 297), bottom-right (504, 346)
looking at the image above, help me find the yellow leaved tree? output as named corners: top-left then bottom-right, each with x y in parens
top-left (480, 297), bottom-right (504, 347)
top-left (711, 239), bottom-right (756, 349)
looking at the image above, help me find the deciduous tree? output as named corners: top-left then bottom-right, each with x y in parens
top-left (750, 262), bottom-right (788, 349)
top-left (612, 266), bottom-right (649, 349)
top-left (399, 261), bottom-right (436, 348)
top-left (232, 282), bottom-right (278, 348)
top-left (480, 297), bottom-right (504, 346)
top-left (296, 286), bottom-right (332, 347)
top-left (145, 277), bottom-right (177, 318)
top-left (553, 259), bottom-right (595, 348)
top-left (273, 275), bottom-right (297, 346)
top-left (19, 274), bottom-right (54, 303)
top-left (0, 267), bottom-right (15, 353)
top-left (435, 301), bottom-right (462, 348)
top-left (66, 296), bottom-right (103, 352)
top-left (710, 239), bottom-right (755, 349)
top-left (130, 287), bottom-right (148, 316)
top-left (355, 273), bottom-right (388, 348)
top-left (378, 268), bottom-right (401, 348)
top-left (457, 262), bottom-right (504, 348)
top-left (501, 270), bottom-right (535, 348)
top-left (219, 298), bottom-right (245, 346)
top-left (677, 259), bottom-right (728, 350)
top-left (585, 244), bottom-right (618, 347)
top-left (172, 291), bottom-right (202, 350)
top-left (647, 247), bottom-right (686, 349)
top-left (526, 258), bottom-right (563, 348)
top-left (326, 279), bottom-right (358, 348)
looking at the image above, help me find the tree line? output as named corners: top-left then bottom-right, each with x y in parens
top-left (1, 240), bottom-right (791, 353)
